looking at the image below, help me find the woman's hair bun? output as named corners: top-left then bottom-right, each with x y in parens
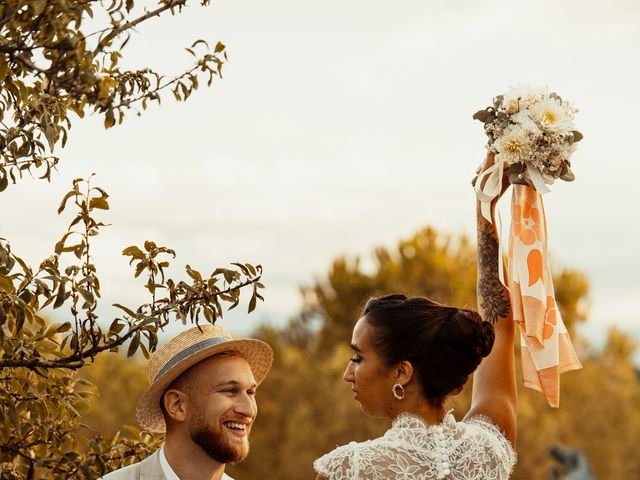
top-left (477, 320), bottom-right (495, 358)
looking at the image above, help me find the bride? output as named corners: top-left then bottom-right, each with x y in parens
top-left (314, 155), bottom-right (517, 480)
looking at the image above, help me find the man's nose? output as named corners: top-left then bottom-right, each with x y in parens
top-left (235, 392), bottom-right (257, 418)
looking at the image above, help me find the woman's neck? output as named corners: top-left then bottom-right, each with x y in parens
top-left (390, 395), bottom-right (447, 425)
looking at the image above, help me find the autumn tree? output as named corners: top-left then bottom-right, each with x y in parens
top-left (0, 2), bottom-right (264, 479)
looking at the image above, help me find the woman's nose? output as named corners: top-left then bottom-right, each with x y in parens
top-left (343, 363), bottom-right (354, 383)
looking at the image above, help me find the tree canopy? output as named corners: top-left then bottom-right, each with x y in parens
top-left (0, 2), bottom-right (263, 478)
top-left (0, 0), bottom-right (225, 191)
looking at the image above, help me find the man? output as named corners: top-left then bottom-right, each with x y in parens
top-left (102, 324), bottom-right (274, 480)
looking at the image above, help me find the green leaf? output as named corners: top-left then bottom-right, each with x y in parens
top-left (560, 170), bottom-right (576, 182)
top-left (56, 322), bottom-right (72, 333)
top-left (113, 303), bottom-right (137, 317)
top-left (572, 130), bottom-right (583, 142)
top-left (0, 174), bottom-right (8, 192)
top-left (104, 109), bottom-right (116, 129)
top-left (57, 191), bottom-right (76, 214)
top-left (472, 109), bottom-right (493, 123)
top-left (186, 265), bottom-right (203, 282)
top-left (144, 240), bottom-right (157, 252)
top-left (53, 282), bottom-right (66, 309)
top-left (248, 285), bottom-right (258, 313)
top-left (192, 39), bottom-right (209, 49)
top-left (89, 197), bottom-right (109, 210)
top-left (214, 41), bottom-right (226, 53)
top-left (232, 262), bottom-right (249, 275)
top-left (7, 400), bottom-right (21, 436)
top-left (122, 246), bottom-right (145, 259)
top-left (15, 308), bottom-right (25, 333)
top-left (127, 334), bottom-right (140, 357)
top-left (77, 287), bottom-right (95, 305)
top-left (109, 319), bottom-right (125, 334)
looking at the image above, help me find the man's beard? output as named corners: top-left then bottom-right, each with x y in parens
top-left (189, 417), bottom-right (250, 464)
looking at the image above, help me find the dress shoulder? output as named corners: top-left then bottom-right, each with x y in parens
top-left (313, 441), bottom-right (360, 480)
top-left (462, 415), bottom-right (517, 476)
top-left (314, 437), bottom-right (403, 480)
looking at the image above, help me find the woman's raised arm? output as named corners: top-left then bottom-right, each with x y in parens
top-left (464, 154), bottom-right (517, 446)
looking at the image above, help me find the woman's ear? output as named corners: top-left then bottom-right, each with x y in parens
top-left (396, 360), bottom-right (414, 386)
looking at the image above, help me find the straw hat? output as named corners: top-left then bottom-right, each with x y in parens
top-left (135, 324), bottom-right (274, 433)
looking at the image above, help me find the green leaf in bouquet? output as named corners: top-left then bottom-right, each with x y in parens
top-left (560, 169), bottom-right (575, 182)
top-left (472, 109), bottom-right (494, 123)
top-left (571, 130), bottom-right (583, 142)
top-left (550, 92), bottom-right (563, 103)
top-left (558, 163), bottom-right (569, 176)
top-left (507, 163), bottom-right (531, 186)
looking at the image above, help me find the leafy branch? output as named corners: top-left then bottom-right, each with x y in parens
top-left (0, 0), bottom-right (226, 189)
top-left (0, 177), bottom-right (264, 371)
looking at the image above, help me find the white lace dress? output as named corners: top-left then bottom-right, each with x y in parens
top-left (314, 412), bottom-right (516, 480)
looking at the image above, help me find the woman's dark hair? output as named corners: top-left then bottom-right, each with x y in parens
top-left (363, 294), bottom-right (495, 407)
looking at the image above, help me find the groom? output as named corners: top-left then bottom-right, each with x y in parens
top-left (102, 324), bottom-right (274, 480)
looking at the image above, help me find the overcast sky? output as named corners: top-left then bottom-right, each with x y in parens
top-left (1, 0), bottom-right (638, 355)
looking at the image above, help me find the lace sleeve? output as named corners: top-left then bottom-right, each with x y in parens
top-left (464, 415), bottom-right (517, 477)
top-left (313, 443), bottom-right (358, 480)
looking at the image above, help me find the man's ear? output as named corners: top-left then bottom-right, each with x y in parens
top-left (163, 389), bottom-right (188, 423)
top-left (395, 360), bottom-right (414, 386)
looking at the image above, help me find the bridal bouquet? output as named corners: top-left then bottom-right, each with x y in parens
top-left (473, 86), bottom-right (582, 191)
top-left (473, 85), bottom-right (584, 408)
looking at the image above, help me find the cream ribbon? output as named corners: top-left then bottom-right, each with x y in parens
top-left (524, 161), bottom-right (552, 194)
top-left (474, 157), bottom-right (507, 285)
top-left (474, 158), bottom-right (552, 224)
top-left (474, 157), bottom-right (555, 287)
top-left (474, 156), bottom-right (506, 223)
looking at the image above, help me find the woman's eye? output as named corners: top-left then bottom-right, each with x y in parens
top-left (350, 356), bottom-right (361, 363)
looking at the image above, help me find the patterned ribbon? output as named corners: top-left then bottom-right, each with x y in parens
top-left (507, 185), bottom-right (582, 407)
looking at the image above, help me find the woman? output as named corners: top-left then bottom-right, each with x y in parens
top-left (314, 155), bottom-right (517, 480)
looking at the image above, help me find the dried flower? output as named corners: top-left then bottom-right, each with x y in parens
top-left (473, 86), bottom-right (582, 188)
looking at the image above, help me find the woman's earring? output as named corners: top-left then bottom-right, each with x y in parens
top-left (392, 383), bottom-right (405, 400)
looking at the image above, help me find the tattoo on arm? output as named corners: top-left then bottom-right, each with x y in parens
top-left (477, 220), bottom-right (511, 324)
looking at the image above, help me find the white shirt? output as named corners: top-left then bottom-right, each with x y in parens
top-left (159, 446), bottom-right (234, 480)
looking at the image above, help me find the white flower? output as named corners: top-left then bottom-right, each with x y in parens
top-left (529, 97), bottom-right (574, 133)
top-left (503, 85), bottom-right (549, 111)
top-left (493, 124), bottom-right (531, 165)
top-left (511, 111), bottom-right (541, 136)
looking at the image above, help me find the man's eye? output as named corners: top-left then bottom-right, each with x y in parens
top-left (350, 355), bottom-right (361, 363)
top-left (247, 390), bottom-right (256, 396)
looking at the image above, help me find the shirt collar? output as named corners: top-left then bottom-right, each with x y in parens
top-left (158, 446), bottom-right (234, 480)
top-left (159, 446), bottom-right (181, 480)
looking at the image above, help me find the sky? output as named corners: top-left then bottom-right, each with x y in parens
top-left (1, 0), bottom-right (639, 356)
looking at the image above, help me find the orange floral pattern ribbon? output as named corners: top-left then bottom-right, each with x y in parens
top-left (508, 185), bottom-right (582, 407)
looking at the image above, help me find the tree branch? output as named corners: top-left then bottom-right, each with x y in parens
top-left (0, 273), bottom-right (261, 370)
top-left (93, 0), bottom-right (187, 55)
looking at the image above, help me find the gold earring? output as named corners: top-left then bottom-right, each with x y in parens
top-left (392, 383), bottom-right (405, 400)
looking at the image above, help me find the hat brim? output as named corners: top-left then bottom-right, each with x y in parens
top-left (135, 338), bottom-right (273, 433)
